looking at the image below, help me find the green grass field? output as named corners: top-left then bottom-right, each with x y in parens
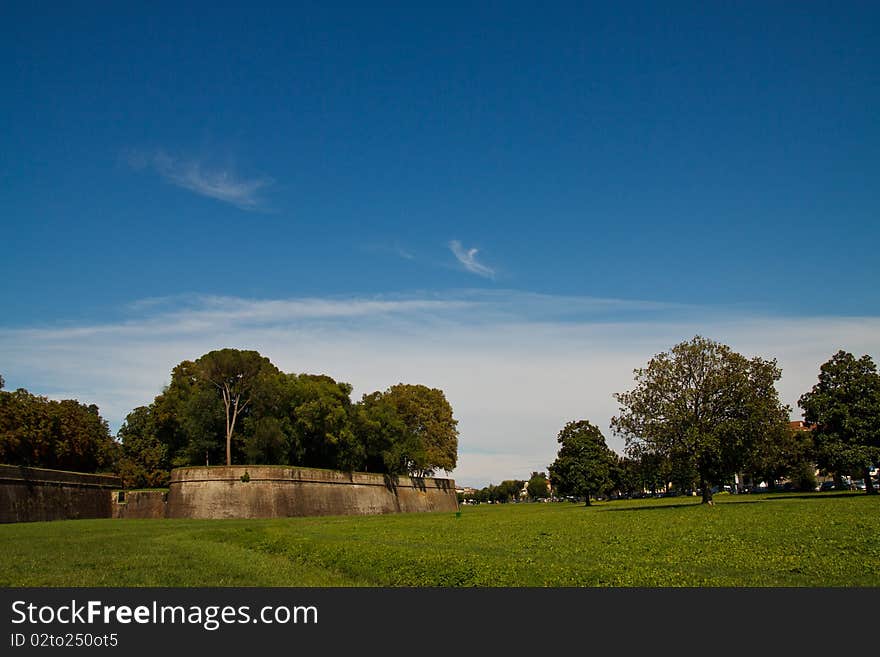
top-left (1, 492), bottom-right (878, 587)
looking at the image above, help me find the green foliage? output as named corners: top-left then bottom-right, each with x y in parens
top-left (285, 374), bottom-right (362, 472)
top-left (116, 405), bottom-right (170, 488)
top-left (496, 480), bottom-right (526, 502)
top-left (745, 424), bottom-right (814, 489)
top-left (355, 390), bottom-right (421, 475)
top-left (117, 350), bottom-right (459, 481)
top-left (194, 349), bottom-right (280, 466)
top-left (789, 461), bottom-right (818, 492)
top-left (0, 387), bottom-right (118, 473)
top-left (799, 350), bottom-right (880, 493)
top-left (354, 384), bottom-right (457, 477)
top-left (612, 336), bottom-right (789, 502)
top-left (548, 420), bottom-right (615, 505)
top-left (1, 494), bottom-right (877, 587)
top-left (527, 471), bottom-right (550, 500)
top-left (243, 416), bottom-right (290, 465)
top-left (381, 384), bottom-right (458, 476)
top-left (461, 480), bottom-right (525, 503)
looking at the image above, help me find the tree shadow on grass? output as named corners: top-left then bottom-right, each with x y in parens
top-left (759, 492), bottom-right (863, 502)
top-left (600, 501), bottom-right (707, 512)
top-left (602, 492), bottom-right (866, 512)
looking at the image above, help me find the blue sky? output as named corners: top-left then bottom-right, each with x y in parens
top-left (2, 3), bottom-right (879, 486)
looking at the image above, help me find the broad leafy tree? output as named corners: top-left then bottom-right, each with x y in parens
top-left (116, 405), bottom-right (170, 488)
top-left (355, 391), bottom-right (421, 475)
top-left (799, 351), bottom-right (880, 494)
top-left (527, 471), bottom-right (550, 500)
top-left (612, 336), bottom-right (789, 503)
top-left (548, 420), bottom-right (615, 506)
top-left (609, 456), bottom-right (642, 498)
top-left (283, 373), bottom-right (362, 471)
top-left (744, 422), bottom-right (814, 491)
top-left (373, 384), bottom-right (458, 476)
top-left (194, 349), bottom-right (280, 466)
top-left (0, 387), bottom-right (118, 473)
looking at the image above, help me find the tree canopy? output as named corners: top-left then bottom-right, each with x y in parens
top-left (115, 349), bottom-right (459, 485)
top-left (526, 471), bottom-right (550, 500)
top-left (548, 420), bottom-right (615, 505)
top-left (611, 336), bottom-right (789, 503)
top-left (799, 350), bottom-right (880, 494)
top-left (0, 386), bottom-right (117, 473)
top-left (194, 349), bottom-right (280, 466)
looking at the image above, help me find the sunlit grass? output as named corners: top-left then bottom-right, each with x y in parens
top-left (1, 492), bottom-right (876, 586)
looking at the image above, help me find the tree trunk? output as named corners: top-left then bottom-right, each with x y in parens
top-left (222, 384), bottom-right (232, 467)
top-left (700, 478), bottom-right (713, 504)
top-left (865, 466), bottom-right (877, 495)
top-left (584, 491), bottom-right (592, 507)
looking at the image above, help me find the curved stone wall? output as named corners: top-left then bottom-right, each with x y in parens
top-left (166, 466), bottom-right (458, 519)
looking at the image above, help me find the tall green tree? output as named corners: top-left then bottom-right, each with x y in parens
top-left (355, 391), bottom-right (420, 475)
top-left (799, 350), bottom-right (880, 494)
top-left (499, 480), bottom-right (526, 502)
top-left (372, 384), bottom-right (458, 476)
top-left (611, 336), bottom-right (789, 503)
top-left (744, 422), bottom-right (814, 490)
top-left (116, 405), bottom-right (170, 488)
top-left (193, 349), bottom-right (280, 466)
top-left (526, 471), bottom-right (550, 500)
top-left (284, 374), bottom-right (362, 471)
top-left (609, 456), bottom-right (642, 498)
top-left (548, 420), bottom-right (615, 506)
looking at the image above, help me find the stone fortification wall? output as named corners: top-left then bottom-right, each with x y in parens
top-left (0, 464), bottom-right (121, 523)
top-left (166, 466), bottom-right (458, 519)
top-left (111, 490), bottom-right (168, 519)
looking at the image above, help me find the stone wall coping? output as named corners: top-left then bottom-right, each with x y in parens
top-left (169, 465), bottom-right (454, 489)
top-left (0, 464), bottom-right (122, 489)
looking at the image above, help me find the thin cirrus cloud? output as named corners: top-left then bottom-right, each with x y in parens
top-left (127, 150), bottom-right (273, 211)
top-left (449, 240), bottom-right (495, 279)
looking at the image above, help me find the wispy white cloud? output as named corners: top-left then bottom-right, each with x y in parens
top-left (449, 240), bottom-right (495, 279)
top-left (362, 243), bottom-right (416, 261)
top-left (2, 291), bottom-right (879, 488)
top-left (127, 150), bottom-right (272, 211)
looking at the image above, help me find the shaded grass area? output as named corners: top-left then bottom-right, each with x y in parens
top-left (1, 493), bottom-right (877, 586)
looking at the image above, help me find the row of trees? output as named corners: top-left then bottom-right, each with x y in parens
top-left (116, 349), bottom-right (458, 487)
top-left (0, 350), bottom-right (459, 489)
top-left (3, 339), bottom-right (877, 501)
top-left (547, 338), bottom-right (880, 504)
top-left (458, 472), bottom-right (551, 504)
top-left (0, 375), bottom-right (118, 473)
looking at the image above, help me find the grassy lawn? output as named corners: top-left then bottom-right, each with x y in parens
top-left (1, 492), bottom-right (877, 586)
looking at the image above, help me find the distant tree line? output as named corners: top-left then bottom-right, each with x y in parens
top-left (458, 473), bottom-right (552, 504)
top-left (548, 337), bottom-right (879, 505)
top-left (0, 375), bottom-right (118, 473)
